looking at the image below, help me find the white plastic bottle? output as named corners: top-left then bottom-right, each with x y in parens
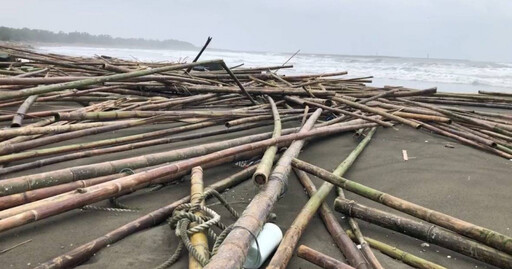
top-left (243, 222), bottom-right (283, 269)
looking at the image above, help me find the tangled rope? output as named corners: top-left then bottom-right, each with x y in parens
top-left (154, 188), bottom-right (240, 269)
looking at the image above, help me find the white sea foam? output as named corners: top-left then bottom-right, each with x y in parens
top-left (37, 46), bottom-right (512, 93)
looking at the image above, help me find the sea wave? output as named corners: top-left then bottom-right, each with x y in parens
top-left (37, 46), bottom-right (512, 89)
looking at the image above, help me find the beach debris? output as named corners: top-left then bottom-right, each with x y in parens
top-left (402, 149), bottom-right (409, 161)
top-left (0, 239), bottom-right (32, 255)
top-left (0, 43), bottom-right (510, 269)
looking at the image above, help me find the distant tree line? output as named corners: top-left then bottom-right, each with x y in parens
top-left (0, 26), bottom-right (196, 49)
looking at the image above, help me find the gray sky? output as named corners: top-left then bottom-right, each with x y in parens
top-left (1, 0), bottom-right (512, 62)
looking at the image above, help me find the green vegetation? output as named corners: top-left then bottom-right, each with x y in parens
top-left (0, 26), bottom-right (196, 49)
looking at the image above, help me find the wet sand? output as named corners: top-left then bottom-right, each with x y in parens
top-left (1, 103), bottom-right (511, 269)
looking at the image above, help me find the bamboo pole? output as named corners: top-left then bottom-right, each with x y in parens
top-left (10, 94), bottom-right (38, 127)
top-left (290, 159), bottom-right (512, 256)
top-left (345, 230), bottom-right (446, 269)
top-left (267, 128), bottom-right (376, 269)
top-left (203, 109), bottom-right (323, 269)
top-left (253, 96), bottom-right (281, 185)
top-left (189, 166), bottom-right (209, 269)
top-left (297, 245), bottom-right (355, 269)
top-left (334, 198), bottom-right (512, 269)
top-left (332, 96), bottom-right (422, 129)
top-left (35, 164), bottom-right (259, 269)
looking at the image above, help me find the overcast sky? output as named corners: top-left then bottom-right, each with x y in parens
top-left (1, 0), bottom-right (511, 62)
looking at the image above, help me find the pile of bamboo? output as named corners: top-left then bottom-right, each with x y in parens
top-left (0, 43), bottom-right (511, 269)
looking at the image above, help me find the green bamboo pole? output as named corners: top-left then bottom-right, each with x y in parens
top-left (267, 128), bottom-right (377, 269)
top-left (253, 96), bottom-right (281, 185)
top-left (335, 199), bottom-right (512, 269)
top-left (290, 159), bottom-right (512, 257)
top-left (0, 59), bottom-right (223, 101)
top-left (345, 230), bottom-right (446, 269)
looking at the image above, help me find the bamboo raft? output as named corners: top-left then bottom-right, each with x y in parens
top-left (0, 43), bottom-right (511, 269)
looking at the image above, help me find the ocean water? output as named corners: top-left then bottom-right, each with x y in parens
top-left (37, 46), bottom-right (512, 94)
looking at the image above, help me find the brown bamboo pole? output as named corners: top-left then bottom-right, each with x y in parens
top-left (332, 96), bottom-right (422, 129)
top-left (297, 245), bottom-right (355, 269)
top-left (10, 94), bottom-right (38, 127)
top-left (290, 158), bottom-right (512, 257)
top-left (284, 96), bottom-right (393, 128)
top-left (293, 169), bottom-right (370, 269)
top-left (35, 164), bottom-right (258, 269)
top-left (203, 109), bottom-right (323, 269)
top-left (0, 147), bottom-right (266, 216)
top-left (0, 116), bottom-right (159, 156)
top-left (391, 111), bottom-right (451, 123)
top-left (0, 59), bottom-right (223, 101)
top-left (0, 116), bottom-right (376, 232)
top-left (345, 231), bottom-right (446, 269)
top-left (398, 98), bottom-right (512, 135)
top-left (253, 96), bottom-right (281, 185)
top-left (415, 120), bottom-right (512, 159)
top-left (267, 128), bottom-right (377, 269)
top-left (0, 121), bottom-right (135, 138)
top-left (53, 110), bottom-right (270, 121)
top-left (334, 199), bottom-right (512, 269)
top-left (189, 166), bottom-right (209, 269)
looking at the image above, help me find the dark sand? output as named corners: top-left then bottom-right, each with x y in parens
top-left (1, 103), bottom-right (511, 269)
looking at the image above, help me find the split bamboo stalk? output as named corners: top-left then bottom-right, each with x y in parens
top-left (10, 94), bottom-right (39, 127)
top-left (345, 230), bottom-right (446, 269)
top-left (189, 166), bottom-right (209, 269)
top-left (35, 164), bottom-right (259, 269)
top-left (253, 96), bottom-right (281, 185)
top-left (267, 128), bottom-right (377, 269)
top-left (290, 158), bottom-right (512, 256)
top-left (297, 245), bottom-right (355, 269)
top-left (334, 199), bottom-right (512, 269)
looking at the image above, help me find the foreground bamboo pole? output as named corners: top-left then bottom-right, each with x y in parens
top-left (334, 199), bottom-right (512, 269)
top-left (291, 158), bottom-right (512, 256)
top-left (297, 245), bottom-right (355, 269)
top-left (204, 109), bottom-right (323, 269)
top-left (253, 96), bottom-right (281, 185)
top-left (189, 167), bottom-right (209, 269)
top-left (267, 128), bottom-right (377, 269)
top-left (35, 164), bottom-right (259, 269)
top-left (345, 230), bottom-right (446, 269)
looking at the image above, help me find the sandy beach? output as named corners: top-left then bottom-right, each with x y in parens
top-left (0, 100), bottom-right (510, 269)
